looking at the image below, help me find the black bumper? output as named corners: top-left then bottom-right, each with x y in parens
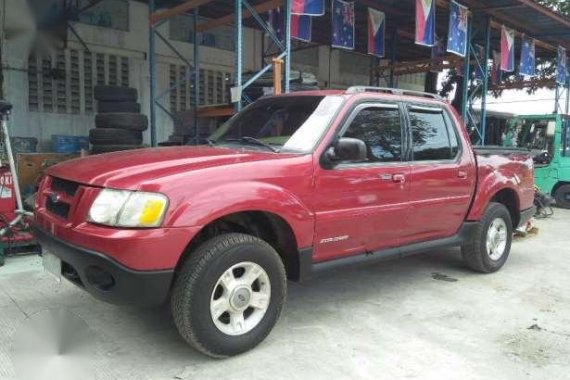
top-left (518, 206), bottom-right (536, 228)
top-left (34, 225), bottom-right (173, 307)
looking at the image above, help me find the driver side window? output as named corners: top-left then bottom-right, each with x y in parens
top-left (342, 107), bottom-right (403, 163)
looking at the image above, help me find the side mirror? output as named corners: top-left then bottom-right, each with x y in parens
top-left (326, 137), bottom-right (367, 163)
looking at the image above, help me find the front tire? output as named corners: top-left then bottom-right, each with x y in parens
top-left (171, 233), bottom-right (287, 358)
top-left (462, 202), bottom-right (513, 273)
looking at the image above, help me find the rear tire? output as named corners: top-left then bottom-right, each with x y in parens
top-left (89, 128), bottom-right (143, 145)
top-left (94, 86), bottom-right (137, 102)
top-left (95, 113), bottom-right (148, 131)
top-left (554, 184), bottom-right (570, 209)
top-left (171, 233), bottom-right (286, 358)
top-left (461, 202), bottom-right (513, 273)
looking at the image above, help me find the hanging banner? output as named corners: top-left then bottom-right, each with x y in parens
top-left (415, 0), bottom-right (435, 47)
top-left (267, 7), bottom-right (284, 41)
top-left (331, 0), bottom-right (354, 50)
top-left (501, 25), bottom-right (515, 72)
top-left (292, 0), bottom-right (324, 16)
top-left (519, 34), bottom-right (536, 77)
top-left (447, 0), bottom-right (469, 57)
top-left (368, 8), bottom-right (386, 57)
top-left (491, 50), bottom-right (502, 85)
top-left (291, 14), bottom-right (312, 42)
top-left (557, 46), bottom-right (568, 85)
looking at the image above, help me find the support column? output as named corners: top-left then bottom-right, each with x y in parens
top-left (284, 0), bottom-right (291, 92)
top-left (479, 17), bottom-right (492, 145)
top-left (461, 17), bottom-right (472, 124)
top-left (193, 8), bottom-right (200, 143)
top-left (234, 0), bottom-right (243, 111)
top-left (148, 0), bottom-right (157, 147)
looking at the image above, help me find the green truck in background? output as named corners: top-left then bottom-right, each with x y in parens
top-left (503, 114), bottom-right (570, 208)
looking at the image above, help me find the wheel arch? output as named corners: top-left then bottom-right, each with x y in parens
top-left (552, 181), bottom-right (570, 196)
top-left (489, 188), bottom-right (520, 228)
top-left (176, 210), bottom-right (303, 281)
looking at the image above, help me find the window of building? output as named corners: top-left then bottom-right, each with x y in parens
top-left (76, 0), bottom-right (129, 31)
top-left (410, 108), bottom-right (458, 161)
top-left (342, 106), bottom-right (403, 163)
top-left (169, 65), bottom-right (232, 112)
top-left (28, 49), bottom-right (130, 115)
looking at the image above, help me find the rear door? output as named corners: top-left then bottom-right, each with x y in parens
top-left (313, 102), bottom-right (411, 262)
top-left (402, 104), bottom-right (475, 244)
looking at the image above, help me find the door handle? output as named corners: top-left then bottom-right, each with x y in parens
top-left (392, 174), bottom-right (406, 184)
top-left (457, 171), bottom-right (468, 179)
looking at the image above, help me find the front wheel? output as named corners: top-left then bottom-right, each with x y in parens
top-left (171, 233), bottom-right (287, 358)
top-left (462, 202), bottom-right (513, 273)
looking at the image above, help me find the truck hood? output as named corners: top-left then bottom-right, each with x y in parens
top-left (47, 146), bottom-right (291, 189)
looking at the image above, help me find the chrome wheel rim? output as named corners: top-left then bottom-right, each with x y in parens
top-left (210, 262), bottom-right (271, 336)
top-left (486, 218), bottom-right (508, 260)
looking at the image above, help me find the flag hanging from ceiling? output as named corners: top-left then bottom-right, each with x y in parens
top-left (501, 25), bottom-right (515, 72)
top-left (519, 34), bottom-right (536, 77)
top-left (292, 0), bottom-right (324, 16)
top-left (291, 14), bottom-right (312, 42)
top-left (447, 0), bottom-right (468, 57)
top-left (431, 35), bottom-right (445, 72)
top-left (267, 7), bottom-right (284, 41)
top-left (415, 0), bottom-right (435, 47)
top-left (491, 50), bottom-right (502, 85)
top-left (557, 46), bottom-right (568, 85)
top-left (331, 0), bottom-right (354, 50)
top-left (368, 8), bottom-right (386, 57)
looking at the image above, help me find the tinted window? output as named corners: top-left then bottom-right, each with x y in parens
top-left (410, 110), bottom-right (456, 161)
top-left (343, 107), bottom-right (402, 163)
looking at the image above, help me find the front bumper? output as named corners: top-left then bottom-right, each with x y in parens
top-left (34, 225), bottom-right (173, 307)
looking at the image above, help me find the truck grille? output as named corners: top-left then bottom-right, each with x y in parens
top-left (43, 176), bottom-right (82, 220)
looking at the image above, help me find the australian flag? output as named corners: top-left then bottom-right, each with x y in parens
top-left (501, 25), bottom-right (515, 72)
top-left (415, 0), bottom-right (435, 47)
top-left (519, 34), bottom-right (536, 77)
top-left (557, 46), bottom-right (568, 85)
top-left (331, 0), bottom-right (354, 50)
top-left (267, 7), bottom-right (284, 41)
top-left (292, 0), bottom-right (324, 16)
top-left (447, 0), bottom-right (468, 57)
top-left (291, 15), bottom-right (312, 42)
top-left (368, 8), bottom-right (385, 57)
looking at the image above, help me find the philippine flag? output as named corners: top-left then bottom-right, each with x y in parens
top-left (501, 25), bottom-right (515, 72)
top-left (415, 0), bottom-right (435, 47)
top-left (291, 14), bottom-right (312, 42)
top-left (292, 0), bottom-right (324, 16)
top-left (368, 8), bottom-right (385, 57)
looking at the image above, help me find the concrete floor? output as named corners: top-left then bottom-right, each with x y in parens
top-left (1, 210), bottom-right (570, 380)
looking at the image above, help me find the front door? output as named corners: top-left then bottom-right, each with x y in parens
top-left (313, 103), bottom-right (410, 262)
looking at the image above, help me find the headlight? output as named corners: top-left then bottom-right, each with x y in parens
top-left (88, 189), bottom-right (169, 228)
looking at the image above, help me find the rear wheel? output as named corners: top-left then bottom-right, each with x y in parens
top-left (462, 202), bottom-right (513, 273)
top-left (554, 184), bottom-right (570, 209)
top-left (171, 233), bottom-right (286, 358)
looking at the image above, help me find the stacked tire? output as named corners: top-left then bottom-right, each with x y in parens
top-left (91, 85), bottom-right (147, 154)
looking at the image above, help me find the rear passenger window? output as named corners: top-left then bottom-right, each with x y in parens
top-left (410, 108), bottom-right (458, 161)
top-left (342, 107), bottom-right (402, 163)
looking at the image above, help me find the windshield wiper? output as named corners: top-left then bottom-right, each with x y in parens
top-left (225, 137), bottom-right (279, 152)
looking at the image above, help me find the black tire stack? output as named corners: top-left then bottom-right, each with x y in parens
top-left (91, 85), bottom-right (147, 154)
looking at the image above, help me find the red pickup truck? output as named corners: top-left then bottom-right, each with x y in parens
top-left (34, 87), bottom-right (535, 358)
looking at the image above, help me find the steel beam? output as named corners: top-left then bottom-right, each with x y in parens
top-left (149, 0), bottom-right (158, 147)
top-left (196, 0), bottom-right (283, 33)
top-left (194, 8), bottom-right (200, 143)
top-left (149, 0), bottom-right (214, 25)
top-left (478, 17), bottom-right (492, 145)
top-left (461, 17), bottom-right (472, 123)
top-left (234, 0), bottom-right (243, 112)
top-left (284, 0), bottom-right (291, 92)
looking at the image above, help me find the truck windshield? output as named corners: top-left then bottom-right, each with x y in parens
top-left (209, 95), bottom-right (345, 153)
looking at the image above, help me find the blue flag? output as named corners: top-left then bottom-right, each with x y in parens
top-left (447, 0), bottom-right (468, 57)
top-left (557, 46), bottom-right (568, 85)
top-left (331, 0), bottom-right (354, 50)
top-left (292, 0), bottom-right (324, 16)
top-left (519, 34), bottom-right (536, 77)
top-left (291, 14), bottom-right (312, 42)
top-left (267, 7), bottom-right (284, 42)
